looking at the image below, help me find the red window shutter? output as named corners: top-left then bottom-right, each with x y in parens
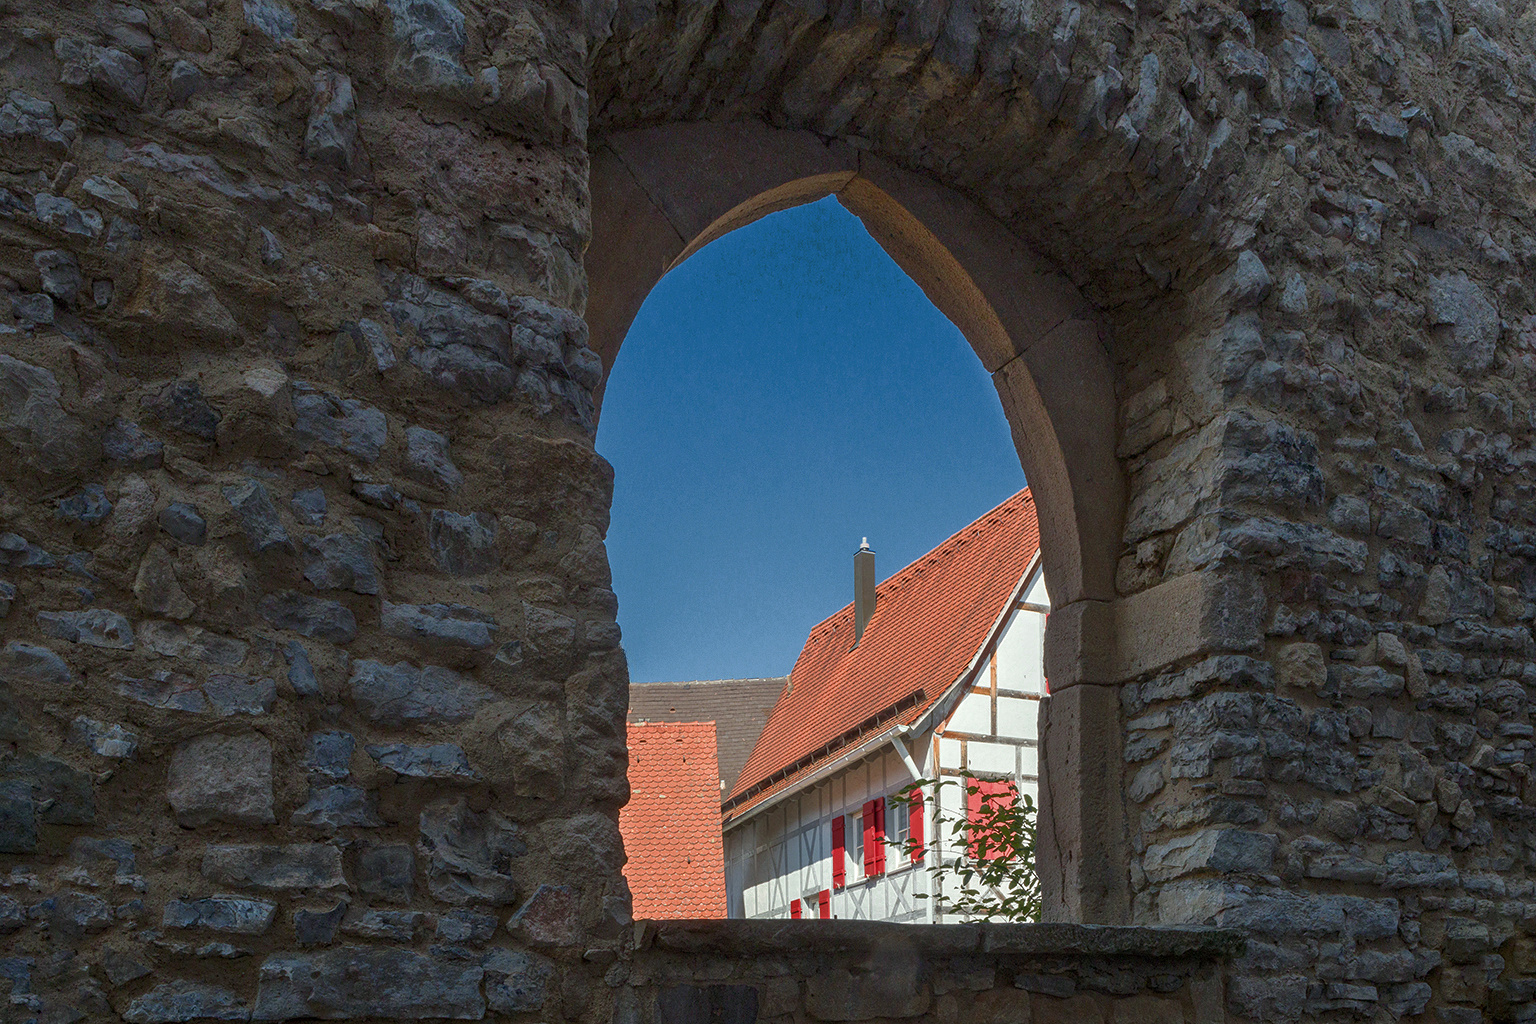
top-left (831, 816), bottom-right (845, 888)
top-left (790, 899), bottom-right (802, 919)
top-left (909, 787), bottom-right (924, 863)
top-left (862, 800), bottom-right (877, 876)
top-left (873, 799), bottom-right (887, 875)
top-left (818, 889), bottom-right (831, 919)
top-left (966, 780), bottom-right (1018, 860)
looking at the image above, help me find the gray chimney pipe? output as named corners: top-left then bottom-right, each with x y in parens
top-left (854, 538), bottom-right (876, 647)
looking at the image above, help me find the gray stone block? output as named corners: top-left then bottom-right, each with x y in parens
top-left (366, 742), bottom-right (478, 780)
top-left (252, 947), bottom-right (485, 1020)
top-left (348, 659), bottom-right (496, 727)
top-left (124, 980), bottom-right (250, 1023)
top-left (426, 509), bottom-right (499, 575)
top-left (157, 502), bottom-right (206, 545)
top-left (301, 532), bottom-right (379, 594)
top-left (164, 895), bottom-right (277, 934)
top-left (202, 843), bottom-right (346, 890)
top-left (358, 843), bottom-right (415, 903)
top-left (305, 731), bottom-right (354, 779)
top-left (37, 608), bottom-right (135, 648)
top-left (291, 785), bottom-right (384, 830)
top-left (222, 479), bottom-right (290, 554)
top-left (418, 797), bottom-right (525, 905)
top-left (258, 591), bottom-right (357, 643)
top-left (166, 733), bottom-right (275, 826)
top-left (380, 600), bottom-right (497, 648)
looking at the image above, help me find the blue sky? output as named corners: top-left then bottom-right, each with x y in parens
top-left (595, 197), bottom-right (1026, 683)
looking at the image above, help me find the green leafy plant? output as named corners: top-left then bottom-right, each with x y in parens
top-left (893, 773), bottom-right (1041, 922)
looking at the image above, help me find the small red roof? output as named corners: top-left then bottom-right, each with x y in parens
top-left (725, 489), bottom-right (1040, 820)
top-left (621, 721), bottom-right (728, 919)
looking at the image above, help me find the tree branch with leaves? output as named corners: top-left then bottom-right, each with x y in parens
top-left (893, 773), bottom-right (1042, 922)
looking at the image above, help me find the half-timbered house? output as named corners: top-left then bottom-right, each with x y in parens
top-left (721, 489), bottom-right (1048, 922)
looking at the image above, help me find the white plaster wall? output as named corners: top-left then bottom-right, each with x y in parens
top-left (724, 742), bottom-right (936, 922)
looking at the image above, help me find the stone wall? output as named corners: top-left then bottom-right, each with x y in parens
top-left (0, 0), bottom-right (627, 1018)
top-left (625, 921), bottom-right (1238, 1024)
top-left (1, 0), bottom-right (1534, 1017)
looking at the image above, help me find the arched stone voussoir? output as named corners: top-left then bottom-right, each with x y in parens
top-left (586, 119), bottom-right (1124, 611)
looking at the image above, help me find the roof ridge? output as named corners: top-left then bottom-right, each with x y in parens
top-left (730, 487), bottom-right (1039, 807)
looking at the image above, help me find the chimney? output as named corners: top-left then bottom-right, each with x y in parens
top-left (854, 538), bottom-right (876, 647)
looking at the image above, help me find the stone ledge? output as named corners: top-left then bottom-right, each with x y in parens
top-left (639, 919), bottom-right (1244, 961)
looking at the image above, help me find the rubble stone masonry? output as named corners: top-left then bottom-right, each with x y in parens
top-left (0, 0), bottom-right (1532, 1017)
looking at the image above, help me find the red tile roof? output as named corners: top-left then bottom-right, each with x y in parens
top-left (724, 489), bottom-right (1040, 821)
top-left (621, 721), bottom-right (728, 919)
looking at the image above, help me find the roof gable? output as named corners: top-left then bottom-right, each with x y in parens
top-left (725, 488), bottom-right (1040, 816)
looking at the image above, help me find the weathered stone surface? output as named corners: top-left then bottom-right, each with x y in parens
top-left (259, 592), bottom-right (357, 643)
top-left (366, 742), bottom-right (478, 780)
top-left (55, 483), bottom-right (112, 524)
top-left (352, 845), bottom-right (418, 912)
top-left (294, 900), bottom-right (348, 946)
top-left (1, 754), bottom-right (96, 824)
top-left (124, 980), bottom-right (251, 1022)
top-left (166, 733), bottom-right (275, 826)
top-left (0, 354), bottom-right (93, 480)
top-left (291, 785), bottom-right (384, 829)
top-left (304, 70), bottom-right (360, 172)
top-left (436, 907), bottom-right (498, 944)
top-left (291, 487), bottom-right (327, 526)
top-left (139, 621), bottom-right (248, 665)
top-left (348, 659), bottom-right (496, 726)
top-left (0, 778), bottom-right (36, 852)
top-left (70, 716), bottom-right (140, 758)
top-left (418, 797), bottom-right (525, 904)
top-left (1426, 272), bottom-right (1499, 374)
top-left (158, 502), bottom-right (207, 545)
top-left (283, 641), bottom-right (322, 697)
top-left (135, 543), bottom-right (196, 619)
top-left (252, 947), bottom-right (485, 1020)
top-left (305, 731), bottom-right (354, 779)
top-left (1143, 829), bottom-right (1277, 883)
top-left (427, 510), bottom-right (499, 575)
top-left (301, 533), bottom-right (379, 594)
top-left (341, 907), bottom-right (426, 941)
top-left (164, 895), bottom-right (277, 934)
top-left (507, 883), bottom-right (578, 946)
top-left (380, 601), bottom-right (497, 648)
top-left (38, 608), bottom-right (134, 648)
top-left (104, 951), bottom-right (153, 987)
top-left (202, 844), bottom-right (346, 890)
top-left (293, 390), bottom-right (387, 462)
top-left (129, 261), bottom-right (239, 344)
top-left (405, 426), bottom-right (463, 492)
top-left (484, 948), bottom-right (554, 1013)
top-left (144, 379), bottom-right (221, 440)
top-left (223, 479), bottom-right (291, 554)
top-left (27, 890), bottom-right (113, 935)
top-left (0, 641), bottom-right (76, 686)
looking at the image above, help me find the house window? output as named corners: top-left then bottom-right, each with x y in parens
top-left (847, 809), bottom-right (864, 879)
top-left (887, 794), bottom-right (909, 853)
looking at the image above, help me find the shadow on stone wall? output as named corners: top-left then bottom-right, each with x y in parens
top-left (622, 920), bottom-right (1243, 1024)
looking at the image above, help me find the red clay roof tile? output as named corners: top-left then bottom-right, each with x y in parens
top-left (620, 721), bottom-right (728, 919)
top-left (725, 489), bottom-right (1039, 819)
